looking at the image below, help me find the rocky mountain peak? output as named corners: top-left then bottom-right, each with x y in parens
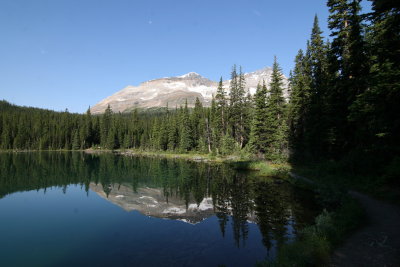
top-left (179, 72), bottom-right (202, 79)
top-left (90, 67), bottom-right (289, 114)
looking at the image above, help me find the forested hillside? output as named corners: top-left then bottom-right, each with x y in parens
top-left (0, 62), bottom-right (285, 157)
top-left (1, 0), bottom-right (399, 184)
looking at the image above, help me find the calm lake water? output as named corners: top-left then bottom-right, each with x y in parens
top-left (0, 152), bottom-right (319, 267)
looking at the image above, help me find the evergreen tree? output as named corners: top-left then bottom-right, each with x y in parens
top-left (159, 119), bottom-right (169, 150)
top-left (350, 0), bottom-right (400, 161)
top-left (229, 65), bottom-right (246, 148)
top-left (191, 97), bottom-right (204, 150)
top-left (81, 107), bottom-right (93, 148)
top-left (131, 109), bottom-right (139, 148)
top-left (106, 128), bottom-right (116, 149)
top-left (215, 77), bottom-right (227, 152)
top-left (72, 130), bottom-right (80, 150)
top-left (122, 132), bottom-right (131, 149)
top-left (288, 49), bottom-right (312, 157)
top-left (327, 0), bottom-right (368, 157)
top-left (179, 100), bottom-right (192, 152)
top-left (210, 96), bottom-right (218, 152)
top-left (101, 105), bottom-right (113, 147)
top-left (265, 57), bottom-right (287, 159)
top-left (243, 87), bottom-right (253, 148)
top-left (250, 82), bottom-right (268, 154)
top-left (168, 115), bottom-right (178, 151)
top-left (305, 15), bottom-right (331, 157)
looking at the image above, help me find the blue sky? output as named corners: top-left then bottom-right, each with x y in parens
top-left (0, 0), bottom-right (371, 113)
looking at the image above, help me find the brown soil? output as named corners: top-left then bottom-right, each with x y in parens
top-left (331, 191), bottom-right (400, 266)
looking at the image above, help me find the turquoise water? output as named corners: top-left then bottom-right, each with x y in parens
top-left (0, 152), bottom-right (319, 266)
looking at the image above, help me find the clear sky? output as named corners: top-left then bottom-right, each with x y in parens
top-left (0, 0), bottom-right (371, 113)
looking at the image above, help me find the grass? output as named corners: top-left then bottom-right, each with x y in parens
top-left (227, 160), bottom-right (291, 178)
top-left (114, 149), bottom-right (240, 163)
top-left (117, 150), bottom-right (293, 179)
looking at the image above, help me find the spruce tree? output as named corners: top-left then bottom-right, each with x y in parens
top-left (305, 15), bottom-right (331, 158)
top-left (191, 97), bottom-right (204, 150)
top-left (106, 128), bottom-right (116, 149)
top-left (265, 57), bottom-right (287, 159)
top-left (179, 100), bottom-right (192, 152)
top-left (83, 107), bottom-right (93, 148)
top-left (210, 96), bottom-right (218, 152)
top-left (72, 130), bottom-right (80, 150)
top-left (250, 82), bottom-right (268, 154)
top-left (229, 65), bottom-right (246, 147)
top-left (215, 77), bottom-right (227, 152)
top-left (327, 0), bottom-right (368, 158)
top-left (101, 105), bottom-right (113, 147)
top-left (288, 49), bottom-right (312, 157)
top-left (350, 0), bottom-right (400, 161)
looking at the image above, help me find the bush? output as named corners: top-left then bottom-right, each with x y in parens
top-left (260, 197), bottom-right (364, 266)
top-left (221, 134), bottom-right (236, 155)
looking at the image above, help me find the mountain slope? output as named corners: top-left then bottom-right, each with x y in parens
top-left (91, 67), bottom-right (288, 114)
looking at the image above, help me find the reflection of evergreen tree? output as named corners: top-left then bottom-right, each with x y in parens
top-left (0, 152), bottom-right (319, 253)
top-left (229, 174), bottom-right (252, 247)
top-left (212, 166), bottom-right (231, 238)
top-left (253, 182), bottom-right (273, 250)
top-left (210, 165), bottom-right (255, 247)
top-left (253, 180), bottom-right (306, 251)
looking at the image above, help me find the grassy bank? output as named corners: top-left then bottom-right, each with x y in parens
top-left (117, 149), bottom-right (293, 178)
top-left (85, 148), bottom-right (289, 176)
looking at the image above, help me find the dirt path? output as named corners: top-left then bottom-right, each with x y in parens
top-left (289, 172), bottom-right (400, 266)
top-left (331, 191), bottom-right (400, 266)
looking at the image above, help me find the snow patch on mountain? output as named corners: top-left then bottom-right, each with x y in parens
top-left (179, 72), bottom-right (201, 78)
top-left (90, 67), bottom-right (289, 114)
top-left (163, 81), bottom-right (187, 89)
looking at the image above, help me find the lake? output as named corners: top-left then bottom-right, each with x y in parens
top-left (0, 152), bottom-right (319, 266)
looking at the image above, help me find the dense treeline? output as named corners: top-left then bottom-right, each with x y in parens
top-left (0, 60), bottom-right (287, 159)
top-left (1, 0), bottom-right (399, 181)
top-left (289, 0), bottom-right (400, 181)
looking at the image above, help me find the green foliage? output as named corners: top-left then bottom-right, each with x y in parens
top-left (215, 77), bottom-right (227, 142)
top-left (250, 82), bottom-right (268, 153)
top-left (228, 65), bottom-right (248, 148)
top-left (179, 100), bottom-right (192, 152)
top-left (221, 133), bottom-right (236, 155)
top-left (264, 57), bottom-right (288, 160)
top-left (287, 1), bottom-right (400, 195)
top-left (262, 197), bottom-right (363, 267)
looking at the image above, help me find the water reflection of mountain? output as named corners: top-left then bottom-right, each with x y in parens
top-left (0, 152), bottom-right (320, 250)
top-left (90, 183), bottom-right (218, 224)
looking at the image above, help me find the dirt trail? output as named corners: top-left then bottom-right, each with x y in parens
top-left (289, 172), bottom-right (400, 266)
top-left (331, 191), bottom-right (400, 266)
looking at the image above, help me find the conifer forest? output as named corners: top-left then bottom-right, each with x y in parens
top-left (1, 0), bottom-right (399, 183)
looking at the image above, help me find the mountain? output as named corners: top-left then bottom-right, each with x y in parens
top-left (90, 183), bottom-right (257, 225)
top-left (90, 67), bottom-right (289, 114)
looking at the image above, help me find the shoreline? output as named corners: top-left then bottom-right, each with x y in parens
top-left (1, 148), bottom-right (289, 177)
top-left (1, 148), bottom-right (374, 264)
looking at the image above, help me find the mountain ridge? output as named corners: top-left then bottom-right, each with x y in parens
top-left (91, 67), bottom-right (288, 114)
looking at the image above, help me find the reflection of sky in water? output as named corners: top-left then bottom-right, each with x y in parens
top-left (0, 185), bottom-right (268, 266)
top-left (0, 153), bottom-right (319, 266)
